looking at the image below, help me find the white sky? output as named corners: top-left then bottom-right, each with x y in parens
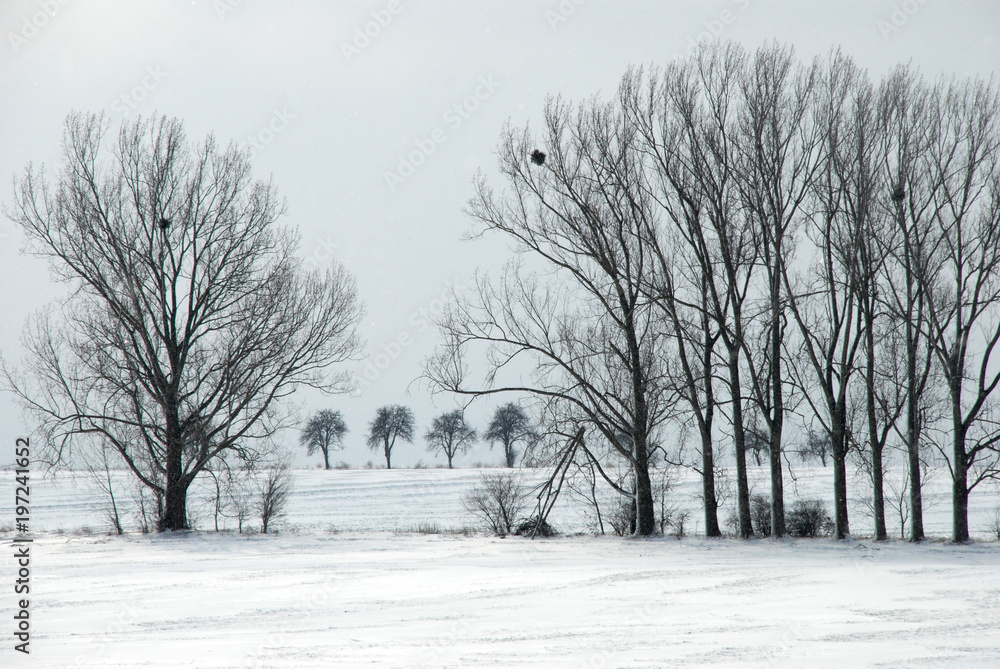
top-left (1, 0), bottom-right (998, 468)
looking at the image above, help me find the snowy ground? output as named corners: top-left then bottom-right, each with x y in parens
top-left (2, 466), bottom-right (1000, 668)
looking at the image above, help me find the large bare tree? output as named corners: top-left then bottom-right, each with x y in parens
top-left (782, 51), bottom-right (872, 540)
top-left (622, 47), bottom-right (753, 539)
top-left (425, 98), bottom-right (672, 535)
top-left (878, 65), bottom-right (942, 541)
top-left (732, 43), bottom-right (823, 538)
top-left (4, 113), bottom-right (363, 531)
top-left (917, 75), bottom-right (1000, 542)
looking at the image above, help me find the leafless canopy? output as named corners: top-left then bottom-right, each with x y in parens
top-left (4, 113), bottom-right (363, 530)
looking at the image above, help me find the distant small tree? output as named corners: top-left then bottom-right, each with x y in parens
top-left (798, 429), bottom-right (831, 467)
top-left (484, 403), bottom-right (537, 467)
top-left (425, 410), bottom-right (477, 468)
top-left (299, 409), bottom-right (348, 469)
top-left (366, 405), bottom-right (414, 469)
top-left (744, 428), bottom-right (770, 467)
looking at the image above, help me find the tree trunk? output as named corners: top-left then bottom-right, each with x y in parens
top-left (323, 448), bottom-right (331, 470)
top-left (768, 270), bottom-right (786, 539)
top-left (952, 379), bottom-right (970, 543)
top-left (633, 452), bottom-right (656, 536)
top-left (161, 476), bottom-right (189, 531)
top-left (831, 407), bottom-right (850, 539)
top-left (700, 289), bottom-right (721, 538)
top-left (866, 323), bottom-right (887, 541)
top-left (160, 413), bottom-right (189, 531)
top-left (872, 440), bottom-right (887, 541)
top-left (384, 441), bottom-right (392, 469)
top-left (700, 424), bottom-right (721, 537)
top-left (904, 314), bottom-right (924, 542)
top-left (728, 344), bottom-right (753, 538)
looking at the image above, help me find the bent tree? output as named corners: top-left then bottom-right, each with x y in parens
top-left (5, 113), bottom-right (363, 531)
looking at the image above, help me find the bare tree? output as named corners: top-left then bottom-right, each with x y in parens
top-left (256, 461), bottom-right (292, 534)
top-left (425, 409), bottom-right (476, 468)
top-left (798, 428), bottom-right (831, 467)
top-left (425, 95), bottom-right (672, 536)
top-left (484, 402), bottom-right (537, 468)
top-left (878, 65), bottom-right (942, 542)
top-left (624, 45), bottom-right (755, 538)
top-left (917, 75), bottom-right (1000, 542)
top-left (782, 51), bottom-right (872, 540)
top-left (4, 113), bottom-right (363, 531)
top-left (733, 43), bottom-right (823, 538)
top-left (366, 404), bottom-right (414, 469)
top-left (299, 409), bottom-right (348, 470)
top-left (80, 442), bottom-right (125, 535)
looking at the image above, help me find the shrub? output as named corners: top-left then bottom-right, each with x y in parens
top-left (256, 463), bottom-right (293, 534)
top-left (751, 494), bottom-right (771, 538)
top-left (514, 516), bottom-right (557, 538)
top-left (463, 471), bottom-right (526, 537)
top-left (608, 495), bottom-right (637, 537)
top-left (786, 499), bottom-right (835, 537)
top-left (669, 510), bottom-right (691, 538)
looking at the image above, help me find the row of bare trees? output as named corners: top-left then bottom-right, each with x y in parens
top-left (426, 41), bottom-right (1000, 541)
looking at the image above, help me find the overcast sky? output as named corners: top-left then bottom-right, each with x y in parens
top-left (1, 0), bottom-right (998, 468)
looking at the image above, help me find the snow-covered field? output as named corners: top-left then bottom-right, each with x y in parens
top-left (2, 467), bottom-right (1000, 668)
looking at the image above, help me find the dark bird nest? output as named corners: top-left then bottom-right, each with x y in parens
top-left (530, 149), bottom-right (546, 166)
top-left (891, 182), bottom-right (905, 202)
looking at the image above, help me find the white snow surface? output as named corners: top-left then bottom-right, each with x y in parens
top-left (2, 467), bottom-right (999, 668)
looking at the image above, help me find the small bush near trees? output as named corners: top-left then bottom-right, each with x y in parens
top-left (463, 472), bottom-right (526, 537)
top-left (751, 494), bottom-right (771, 538)
top-left (514, 516), bottom-right (557, 537)
top-left (608, 495), bottom-right (637, 537)
top-left (786, 500), bottom-right (835, 538)
top-left (256, 463), bottom-right (293, 534)
top-left (669, 511), bottom-right (691, 539)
